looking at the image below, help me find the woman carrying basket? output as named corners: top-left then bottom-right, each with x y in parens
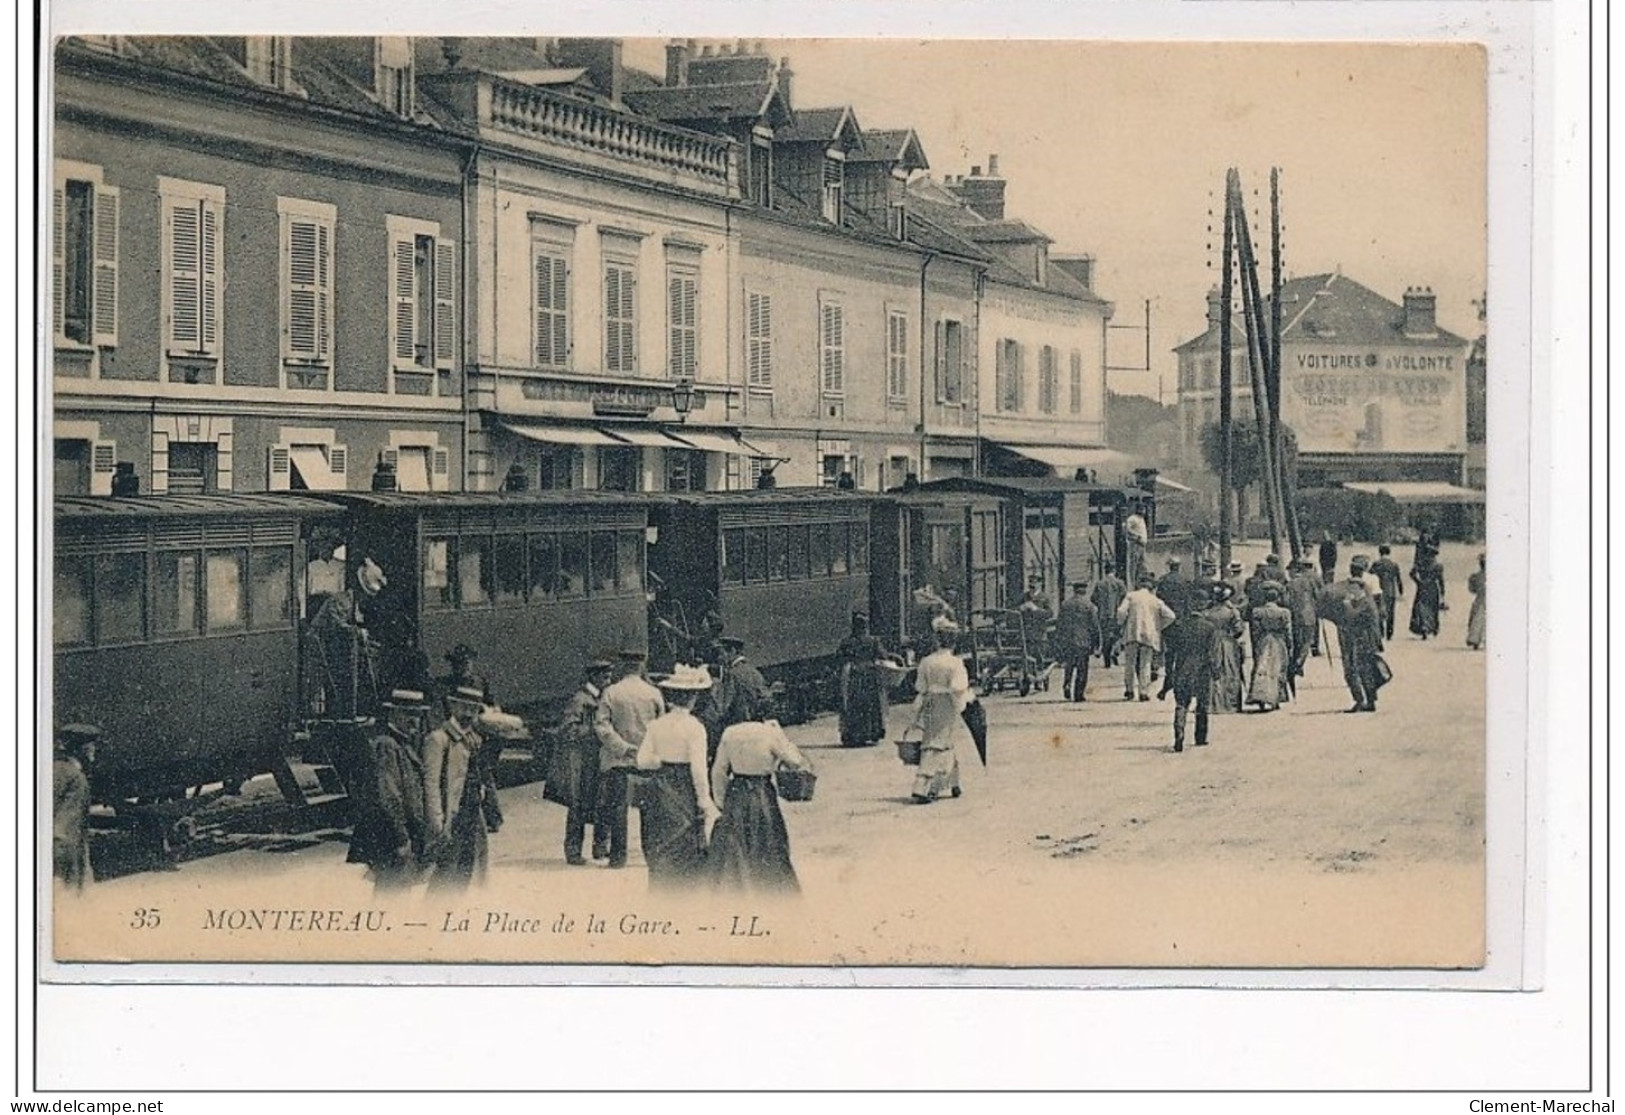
top-left (634, 664), bottom-right (720, 890)
top-left (908, 624), bottom-right (972, 804)
top-left (708, 720), bottom-right (810, 893)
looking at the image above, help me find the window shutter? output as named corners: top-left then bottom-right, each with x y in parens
top-left (285, 216), bottom-right (328, 361)
top-left (533, 251), bottom-right (550, 366)
top-left (747, 292), bottom-right (772, 388)
top-left (432, 447), bottom-right (450, 475)
top-left (328, 444), bottom-right (349, 480)
top-left (90, 440), bottom-right (116, 497)
top-left (934, 319), bottom-right (946, 402)
top-left (92, 186), bottom-right (119, 346)
top-left (391, 234), bottom-right (416, 366)
top-left (169, 200), bottom-right (201, 351)
top-left (1015, 343), bottom-right (1026, 411)
top-left (52, 187), bottom-right (65, 340)
top-left (150, 431), bottom-right (169, 494)
top-left (317, 222), bottom-right (332, 361)
top-left (200, 200), bottom-right (220, 354)
top-left (267, 445), bottom-right (292, 491)
top-left (434, 238), bottom-right (456, 368)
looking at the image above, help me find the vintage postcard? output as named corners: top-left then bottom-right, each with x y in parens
top-left (43, 33), bottom-right (1500, 975)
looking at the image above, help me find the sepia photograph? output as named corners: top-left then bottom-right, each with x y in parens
top-left (44, 32), bottom-right (1496, 972)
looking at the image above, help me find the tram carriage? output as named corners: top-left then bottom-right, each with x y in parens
top-left (52, 494), bottom-right (341, 809)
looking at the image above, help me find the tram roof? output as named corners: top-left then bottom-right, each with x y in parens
top-left (314, 490), bottom-right (660, 512)
top-left (54, 493), bottom-right (345, 520)
top-left (910, 477), bottom-right (1151, 501)
top-left (658, 486), bottom-right (880, 507)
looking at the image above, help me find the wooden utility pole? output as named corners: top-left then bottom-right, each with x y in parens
top-left (1217, 171), bottom-right (1236, 571)
top-left (1271, 167), bottom-right (1304, 560)
top-left (1231, 175), bottom-right (1286, 558)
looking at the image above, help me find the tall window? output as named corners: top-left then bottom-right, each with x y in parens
top-left (388, 216), bottom-right (455, 393)
top-left (886, 310), bottom-right (909, 401)
top-left (996, 338), bottom-right (1024, 412)
top-left (532, 225), bottom-right (572, 369)
top-left (52, 165), bottom-right (118, 349)
top-left (746, 292), bottom-right (772, 389)
top-left (161, 178), bottom-right (224, 381)
top-left (604, 250), bottom-right (638, 375)
top-left (821, 156), bottom-right (844, 223)
top-left (936, 318), bottom-right (964, 404)
top-left (749, 140), bottom-right (773, 207)
top-left (1038, 345), bottom-right (1059, 414)
top-left (819, 299), bottom-right (845, 396)
top-left (666, 263), bottom-right (698, 381)
top-left (376, 37), bottom-right (414, 118)
top-left (278, 197), bottom-right (335, 389)
top-left (1069, 350), bottom-right (1083, 414)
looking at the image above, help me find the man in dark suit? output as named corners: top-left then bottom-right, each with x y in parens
top-left (438, 644), bottom-right (502, 834)
top-left (1158, 609), bottom-right (1220, 753)
top-left (1053, 583), bottom-right (1102, 702)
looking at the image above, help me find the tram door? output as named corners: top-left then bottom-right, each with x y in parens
top-left (1022, 507), bottom-right (1061, 598)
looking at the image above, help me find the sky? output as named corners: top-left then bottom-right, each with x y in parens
top-left (624, 38), bottom-right (1488, 402)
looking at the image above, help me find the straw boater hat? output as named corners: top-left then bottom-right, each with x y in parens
top-left (356, 557), bottom-right (388, 596)
top-left (447, 684), bottom-right (487, 707)
top-left (659, 663), bottom-right (714, 691)
top-left (385, 688), bottom-right (429, 708)
top-left (1227, 560), bottom-right (1244, 573)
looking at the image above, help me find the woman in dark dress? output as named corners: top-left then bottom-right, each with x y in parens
top-left (708, 720), bottom-right (809, 892)
top-left (1408, 554), bottom-right (1446, 639)
top-left (634, 665), bottom-right (719, 890)
top-left (838, 612), bottom-right (886, 747)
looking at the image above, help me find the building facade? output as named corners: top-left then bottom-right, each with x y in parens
top-left (52, 36), bottom-right (1116, 500)
top-left (1173, 273), bottom-right (1471, 488)
top-left (53, 36), bottom-right (468, 499)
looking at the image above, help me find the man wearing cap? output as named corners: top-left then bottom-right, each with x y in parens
top-left (53, 725), bottom-right (100, 891)
top-left (424, 685), bottom-right (491, 890)
top-left (1262, 552), bottom-right (1289, 584)
top-left (558, 657), bottom-right (615, 866)
top-left (1054, 582), bottom-right (1102, 702)
top-left (594, 650), bottom-right (666, 869)
top-left (1116, 573), bottom-right (1176, 701)
top-left (348, 690), bottom-right (431, 890)
top-left (1370, 545), bottom-right (1405, 642)
top-left (1286, 559), bottom-right (1325, 677)
top-left (1158, 605), bottom-right (1220, 753)
top-left (438, 645), bottom-right (503, 834)
top-left (1090, 561), bottom-right (1127, 670)
top-left (1321, 559), bottom-right (1386, 713)
top-left (1155, 557), bottom-right (1195, 618)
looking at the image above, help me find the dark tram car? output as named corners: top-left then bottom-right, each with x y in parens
top-left (52, 494), bottom-right (340, 806)
top-left (648, 488), bottom-right (876, 715)
top-left (316, 491), bottom-right (654, 720)
top-left (872, 487), bottom-right (1011, 651)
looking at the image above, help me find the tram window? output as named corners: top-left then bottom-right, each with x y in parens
top-left (808, 522), bottom-right (831, 578)
top-left (767, 527), bottom-right (789, 582)
top-left (787, 524), bottom-right (810, 581)
top-left (617, 531), bottom-right (643, 594)
top-left (423, 538), bottom-right (453, 612)
top-left (154, 551), bottom-right (201, 636)
top-left (459, 535), bottom-right (492, 607)
top-left (493, 534), bottom-right (527, 605)
top-left (590, 532), bottom-right (617, 593)
top-left (249, 548), bottom-right (292, 630)
top-left (205, 550), bottom-right (247, 632)
top-left (53, 555), bottom-right (92, 647)
top-left (744, 528), bottom-right (768, 584)
top-left (558, 533), bottom-right (587, 598)
top-left (528, 533), bottom-right (559, 599)
top-left (851, 522), bottom-right (869, 572)
top-left (95, 552), bottom-right (145, 643)
top-left (831, 521), bottom-right (850, 576)
top-left (721, 528), bottom-right (746, 585)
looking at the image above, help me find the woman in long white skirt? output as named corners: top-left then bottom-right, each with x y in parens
top-left (910, 625), bottom-right (971, 804)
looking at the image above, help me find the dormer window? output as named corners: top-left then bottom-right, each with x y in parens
top-left (889, 201), bottom-right (906, 239)
top-left (1035, 247), bottom-right (1047, 286)
top-left (821, 154), bottom-right (844, 224)
top-left (376, 37), bottom-right (415, 118)
top-left (245, 36), bottom-right (293, 91)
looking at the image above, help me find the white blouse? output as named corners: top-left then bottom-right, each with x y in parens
top-left (635, 707), bottom-right (715, 815)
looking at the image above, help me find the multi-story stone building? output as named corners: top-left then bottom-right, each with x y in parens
top-left (51, 36), bottom-right (1116, 498)
top-left (52, 36), bottom-right (469, 497)
top-left (1173, 273), bottom-right (1472, 488)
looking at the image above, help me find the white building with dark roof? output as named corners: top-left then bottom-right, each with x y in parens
top-left (1173, 272), bottom-right (1472, 489)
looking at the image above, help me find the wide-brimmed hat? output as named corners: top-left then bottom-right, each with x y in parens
top-left (1227, 560), bottom-right (1244, 572)
top-left (386, 688), bottom-right (429, 707)
top-left (659, 663), bottom-right (714, 691)
top-left (617, 648), bottom-right (647, 662)
top-left (585, 657), bottom-right (616, 673)
top-left (57, 723), bottom-right (102, 749)
top-left (1209, 582), bottom-right (1235, 603)
top-left (1349, 555), bottom-right (1372, 573)
top-left (446, 685), bottom-right (487, 706)
top-left (356, 557), bottom-right (388, 596)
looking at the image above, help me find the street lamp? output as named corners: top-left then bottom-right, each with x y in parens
top-left (670, 376), bottom-right (696, 422)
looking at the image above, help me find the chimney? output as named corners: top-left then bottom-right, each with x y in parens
top-left (1206, 287), bottom-right (1224, 328)
top-left (777, 56), bottom-right (793, 110)
top-left (949, 155), bottom-right (1007, 220)
top-left (1402, 285), bottom-right (1438, 337)
top-left (555, 38), bottom-right (624, 104)
top-left (665, 39), bottom-right (689, 86)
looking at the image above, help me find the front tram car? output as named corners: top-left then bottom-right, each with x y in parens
top-left (52, 494), bottom-right (341, 809)
top-left (648, 488), bottom-right (877, 719)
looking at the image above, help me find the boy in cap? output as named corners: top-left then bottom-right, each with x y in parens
top-left (559, 657), bottom-right (615, 865)
top-left (438, 645), bottom-right (502, 834)
top-left (424, 685), bottom-right (491, 890)
top-left (53, 725), bottom-right (100, 890)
